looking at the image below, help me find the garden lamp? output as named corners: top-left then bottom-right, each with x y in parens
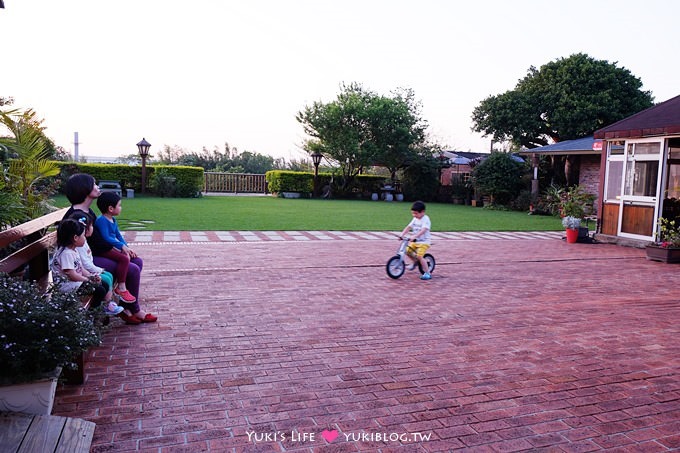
top-left (137, 138), bottom-right (151, 193)
top-left (311, 151), bottom-right (322, 196)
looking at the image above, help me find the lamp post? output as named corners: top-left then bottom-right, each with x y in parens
top-left (137, 138), bottom-right (151, 193)
top-left (311, 151), bottom-right (322, 197)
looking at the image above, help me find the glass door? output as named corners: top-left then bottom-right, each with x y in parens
top-left (661, 138), bottom-right (680, 221)
top-left (617, 140), bottom-right (663, 240)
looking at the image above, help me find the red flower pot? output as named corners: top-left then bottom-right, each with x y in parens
top-left (565, 228), bottom-right (578, 244)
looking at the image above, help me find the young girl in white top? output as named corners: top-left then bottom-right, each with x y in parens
top-left (51, 219), bottom-right (123, 316)
top-left (69, 211), bottom-right (118, 305)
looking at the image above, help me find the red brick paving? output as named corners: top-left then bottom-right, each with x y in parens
top-left (52, 236), bottom-right (680, 452)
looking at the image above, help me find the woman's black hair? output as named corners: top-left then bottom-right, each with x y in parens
top-left (56, 219), bottom-right (86, 247)
top-left (65, 173), bottom-right (96, 205)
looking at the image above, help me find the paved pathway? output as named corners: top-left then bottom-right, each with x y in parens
top-left (53, 234), bottom-right (680, 452)
top-left (122, 230), bottom-right (565, 243)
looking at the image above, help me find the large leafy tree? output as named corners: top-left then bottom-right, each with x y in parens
top-left (471, 53), bottom-right (654, 149)
top-left (297, 83), bottom-right (428, 189)
top-left (368, 88), bottom-right (428, 181)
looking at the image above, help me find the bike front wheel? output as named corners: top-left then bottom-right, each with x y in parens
top-left (386, 256), bottom-right (405, 279)
top-left (418, 254), bottom-right (436, 274)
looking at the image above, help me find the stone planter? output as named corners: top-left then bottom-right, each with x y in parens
top-left (395, 193), bottom-right (404, 202)
top-left (645, 245), bottom-right (680, 263)
top-left (0, 367), bottom-right (61, 415)
top-left (281, 192), bottom-right (301, 199)
top-left (371, 193), bottom-right (379, 201)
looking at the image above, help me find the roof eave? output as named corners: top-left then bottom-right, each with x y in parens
top-left (517, 149), bottom-right (601, 156)
top-left (597, 126), bottom-right (680, 140)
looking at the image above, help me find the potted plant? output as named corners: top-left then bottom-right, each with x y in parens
top-left (0, 274), bottom-right (103, 414)
top-left (646, 217), bottom-right (680, 263)
top-left (548, 185), bottom-right (595, 243)
top-left (562, 216), bottom-right (581, 243)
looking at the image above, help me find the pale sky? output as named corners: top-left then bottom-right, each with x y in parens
top-left (2, 0), bottom-right (679, 161)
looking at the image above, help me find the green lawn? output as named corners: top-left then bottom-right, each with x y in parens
top-left (54, 195), bottom-right (563, 232)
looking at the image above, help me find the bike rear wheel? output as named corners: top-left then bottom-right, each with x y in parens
top-left (386, 256), bottom-right (405, 279)
top-left (418, 254), bottom-right (436, 274)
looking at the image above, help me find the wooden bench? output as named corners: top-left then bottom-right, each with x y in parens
top-left (0, 411), bottom-right (94, 453)
top-left (0, 207), bottom-right (90, 384)
top-left (0, 208), bottom-right (68, 290)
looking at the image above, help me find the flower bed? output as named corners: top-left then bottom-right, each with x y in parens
top-left (0, 274), bottom-right (103, 385)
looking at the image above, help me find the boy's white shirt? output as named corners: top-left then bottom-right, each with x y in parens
top-left (408, 214), bottom-right (432, 244)
top-left (77, 240), bottom-right (104, 274)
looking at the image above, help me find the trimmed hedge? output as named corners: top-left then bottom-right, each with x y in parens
top-left (354, 175), bottom-right (386, 194)
top-left (265, 171), bottom-right (314, 195)
top-left (265, 170), bottom-right (387, 198)
top-left (56, 162), bottom-right (204, 198)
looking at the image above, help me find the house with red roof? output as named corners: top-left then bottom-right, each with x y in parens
top-left (519, 136), bottom-right (603, 213)
top-left (593, 94), bottom-right (680, 244)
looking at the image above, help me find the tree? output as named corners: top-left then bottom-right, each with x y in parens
top-left (0, 108), bottom-right (60, 221)
top-left (226, 150), bottom-right (277, 174)
top-left (471, 53), bottom-right (654, 149)
top-left (471, 152), bottom-right (526, 205)
top-left (0, 167), bottom-right (25, 228)
top-left (297, 83), bottom-right (428, 191)
top-left (153, 142), bottom-right (284, 173)
top-left (368, 88), bottom-right (428, 182)
top-left (400, 150), bottom-right (441, 202)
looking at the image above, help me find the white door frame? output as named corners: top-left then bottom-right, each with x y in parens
top-left (617, 139), bottom-right (665, 241)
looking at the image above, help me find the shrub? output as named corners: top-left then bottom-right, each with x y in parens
top-left (400, 158), bottom-right (439, 201)
top-left (562, 216), bottom-right (581, 229)
top-left (0, 274), bottom-right (103, 384)
top-left (471, 152), bottom-right (526, 206)
top-left (265, 171), bottom-right (313, 194)
top-left (57, 162), bottom-right (204, 197)
top-left (654, 217), bottom-right (680, 248)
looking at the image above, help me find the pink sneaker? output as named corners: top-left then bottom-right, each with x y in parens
top-left (114, 289), bottom-right (136, 303)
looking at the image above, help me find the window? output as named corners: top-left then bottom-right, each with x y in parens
top-left (609, 142), bottom-right (625, 156)
top-left (451, 172), bottom-right (471, 184)
top-left (665, 138), bottom-right (680, 199)
top-left (624, 160), bottom-right (658, 196)
top-left (623, 141), bottom-right (661, 198)
top-left (666, 164), bottom-right (680, 199)
top-left (604, 141), bottom-right (625, 201)
top-left (605, 160), bottom-right (623, 200)
top-left (631, 142), bottom-right (660, 155)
